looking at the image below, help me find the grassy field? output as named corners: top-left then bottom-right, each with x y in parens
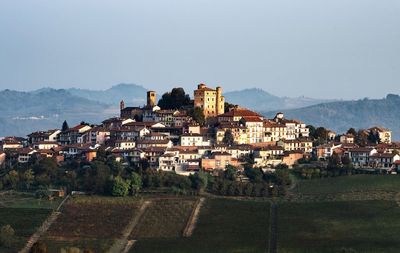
top-left (44, 196), bottom-right (142, 252)
top-left (131, 198), bottom-right (270, 253)
top-left (131, 198), bottom-right (197, 239)
top-left (0, 208), bottom-right (52, 253)
top-left (294, 175), bottom-right (400, 195)
top-left (277, 200), bottom-right (400, 253)
top-left (0, 191), bottom-right (62, 209)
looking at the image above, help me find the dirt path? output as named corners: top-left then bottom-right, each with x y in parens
top-left (107, 200), bottom-right (151, 253)
top-left (183, 197), bottom-right (205, 237)
top-left (18, 195), bottom-right (70, 253)
top-left (268, 203), bottom-right (277, 253)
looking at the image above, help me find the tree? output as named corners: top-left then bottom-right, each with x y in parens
top-left (367, 131), bottom-right (381, 144)
top-left (189, 107), bottom-right (205, 126)
top-left (30, 241), bottom-right (48, 253)
top-left (347, 128), bottom-right (357, 136)
top-left (222, 130), bottom-right (235, 146)
top-left (130, 172), bottom-right (142, 196)
top-left (224, 165), bottom-right (237, 181)
top-left (61, 120), bottom-right (69, 132)
top-left (157, 87), bottom-right (191, 109)
top-left (111, 176), bottom-right (130, 197)
top-left (0, 225), bottom-right (15, 247)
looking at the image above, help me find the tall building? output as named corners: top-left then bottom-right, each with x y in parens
top-left (193, 83), bottom-right (225, 118)
top-left (147, 91), bottom-right (157, 108)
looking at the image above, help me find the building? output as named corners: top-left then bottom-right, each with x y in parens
top-left (240, 116), bottom-right (264, 144)
top-left (201, 152), bottom-right (237, 171)
top-left (349, 147), bottom-right (377, 167)
top-left (339, 134), bottom-right (355, 144)
top-left (28, 129), bottom-right (61, 144)
top-left (369, 127), bottom-right (392, 144)
top-left (58, 125), bottom-right (92, 145)
top-left (0, 151), bottom-right (6, 168)
top-left (193, 84), bottom-right (225, 118)
top-left (369, 153), bottom-right (400, 169)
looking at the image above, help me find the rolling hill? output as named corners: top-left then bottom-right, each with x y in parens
top-left (262, 94), bottom-right (400, 140)
top-left (223, 88), bottom-right (334, 111)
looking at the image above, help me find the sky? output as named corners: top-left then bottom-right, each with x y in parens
top-left (0, 0), bottom-right (399, 99)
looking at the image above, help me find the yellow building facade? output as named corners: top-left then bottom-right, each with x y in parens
top-left (193, 84), bottom-right (225, 118)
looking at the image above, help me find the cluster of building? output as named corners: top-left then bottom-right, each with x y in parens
top-left (1, 84), bottom-right (398, 174)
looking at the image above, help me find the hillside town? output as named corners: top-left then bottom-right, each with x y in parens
top-left (0, 83), bottom-right (398, 176)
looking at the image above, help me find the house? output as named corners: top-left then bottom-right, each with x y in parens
top-left (33, 141), bottom-right (59, 150)
top-left (143, 147), bottom-right (167, 168)
top-left (282, 151), bottom-right (305, 167)
top-left (368, 153), bottom-right (400, 169)
top-left (278, 138), bottom-right (313, 153)
top-left (201, 152), bottom-right (238, 171)
top-left (253, 146), bottom-right (284, 166)
top-left (17, 148), bottom-right (37, 163)
top-left (315, 143), bottom-right (342, 159)
top-left (339, 134), bottom-right (354, 144)
top-left (28, 129), bottom-right (61, 143)
top-left (114, 140), bottom-right (135, 150)
top-left (158, 151), bottom-right (180, 172)
top-left (1, 141), bottom-right (23, 150)
top-left (194, 83), bottom-right (225, 118)
top-left (217, 107), bottom-right (262, 123)
top-left (240, 116), bottom-right (264, 144)
top-left (348, 147), bottom-right (377, 167)
top-left (180, 133), bottom-right (210, 147)
top-left (327, 130), bottom-right (336, 141)
top-left (216, 122), bottom-right (247, 145)
top-left (263, 120), bottom-right (287, 142)
top-left (369, 127), bottom-right (392, 144)
top-left (272, 113), bottom-right (309, 139)
top-left (58, 125), bottom-right (92, 145)
top-left (88, 127), bottom-right (110, 145)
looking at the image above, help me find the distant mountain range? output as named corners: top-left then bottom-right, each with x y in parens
top-left (0, 89), bottom-right (116, 137)
top-left (0, 84), bottom-right (399, 140)
top-left (261, 94), bottom-right (400, 140)
top-left (223, 88), bottom-right (336, 111)
top-left (67, 83), bottom-right (147, 106)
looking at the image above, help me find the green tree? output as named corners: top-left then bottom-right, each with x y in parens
top-left (23, 169), bottom-right (35, 190)
top-left (0, 225), bottom-right (15, 247)
top-left (61, 120), bottom-right (69, 132)
top-left (224, 165), bottom-right (237, 181)
top-left (189, 107), bottom-right (205, 126)
top-left (222, 130), bottom-right (235, 146)
top-left (347, 128), bottom-right (357, 136)
top-left (157, 87), bottom-right (191, 109)
top-left (111, 176), bottom-right (130, 197)
top-left (130, 172), bottom-right (142, 196)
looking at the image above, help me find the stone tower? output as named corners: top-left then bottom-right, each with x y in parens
top-left (216, 86), bottom-right (224, 115)
top-left (120, 100), bottom-right (125, 111)
top-left (147, 91), bottom-right (156, 107)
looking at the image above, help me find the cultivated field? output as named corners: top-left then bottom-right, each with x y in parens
top-left (130, 198), bottom-right (197, 239)
top-left (43, 196), bottom-right (142, 252)
top-left (277, 200), bottom-right (400, 253)
top-left (0, 191), bottom-right (58, 253)
top-left (131, 198), bottom-right (271, 253)
top-left (289, 174), bottom-right (400, 202)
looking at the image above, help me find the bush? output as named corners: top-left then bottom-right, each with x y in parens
top-left (0, 225), bottom-right (15, 247)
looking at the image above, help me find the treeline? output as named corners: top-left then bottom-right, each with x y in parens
top-left (0, 150), bottom-right (291, 198)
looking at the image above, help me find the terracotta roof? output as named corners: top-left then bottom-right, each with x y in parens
top-left (370, 153), bottom-right (396, 158)
top-left (241, 116), bottom-right (263, 122)
top-left (218, 108), bottom-right (261, 118)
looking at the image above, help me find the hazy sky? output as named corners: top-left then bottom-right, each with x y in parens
top-left (0, 0), bottom-right (399, 99)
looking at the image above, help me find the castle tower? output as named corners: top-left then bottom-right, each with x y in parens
top-left (216, 86), bottom-right (225, 115)
top-left (120, 100), bottom-right (125, 111)
top-left (147, 91), bottom-right (156, 107)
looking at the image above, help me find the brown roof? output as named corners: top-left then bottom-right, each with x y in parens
top-left (218, 108), bottom-right (261, 118)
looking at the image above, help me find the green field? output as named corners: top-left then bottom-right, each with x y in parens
top-left (277, 200), bottom-right (400, 253)
top-left (0, 191), bottom-right (62, 209)
top-left (294, 175), bottom-right (400, 195)
top-left (131, 198), bottom-right (197, 238)
top-left (0, 208), bottom-right (52, 253)
top-left (131, 198), bottom-right (270, 253)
